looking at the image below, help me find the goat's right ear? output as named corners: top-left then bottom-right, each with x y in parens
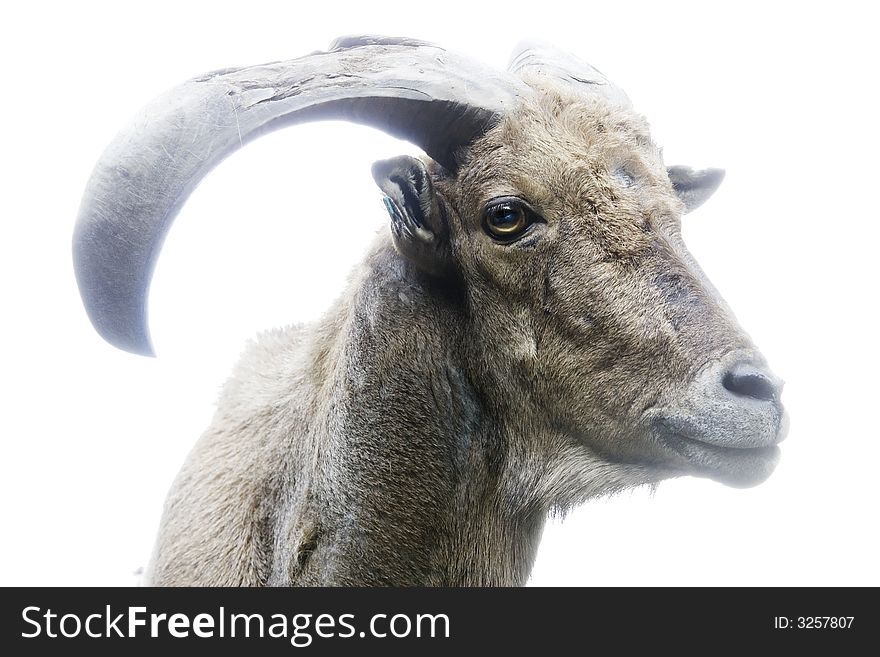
top-left (667, 165), bottom-right (725, 213)
top-left (372, 155), bottom-right (450, 275)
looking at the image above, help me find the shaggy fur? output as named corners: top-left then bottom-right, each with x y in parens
top-left (145, 80), bottom-right (780, 586)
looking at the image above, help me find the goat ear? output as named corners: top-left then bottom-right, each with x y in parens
top-left (371, 155), bottom-right (450, 274)
top-left (667, 166), bottom-right (725, 213)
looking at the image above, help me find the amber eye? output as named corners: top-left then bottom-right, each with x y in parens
top-left (482, 199), bottom-right (534, 241)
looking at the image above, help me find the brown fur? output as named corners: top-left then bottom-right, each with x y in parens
top-left (145, 82), bottom-right (775, 586)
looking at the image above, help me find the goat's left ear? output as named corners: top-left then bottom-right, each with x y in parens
top-left (372, 155), bottom-right (450, 275)
top-left (667, 166), bottom-right (725, 213)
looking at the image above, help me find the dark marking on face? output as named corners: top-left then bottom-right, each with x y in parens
top-left (654, 271), bottom-right (689, 305)
top-left (653, 269), bottom-right (710, 332)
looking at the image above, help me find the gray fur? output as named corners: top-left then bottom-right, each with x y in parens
top-left (145, 87), bottom-right (786, 585)
top-left (73, 38), bottom-right (788, 586)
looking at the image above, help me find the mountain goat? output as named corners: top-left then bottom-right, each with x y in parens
top-left (73, 36), bottom-right (788, 585)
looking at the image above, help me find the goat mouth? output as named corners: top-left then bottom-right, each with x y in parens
top-left (659, 431), bottom-right (780, 488)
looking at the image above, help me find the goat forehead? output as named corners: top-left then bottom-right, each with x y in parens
top-left (511, 91), bottom-right (655, 157)
top-left (461, 91), bottom-right (665, 204)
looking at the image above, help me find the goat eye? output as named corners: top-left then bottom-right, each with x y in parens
top-left (483, 200), bottom-right (532, 241)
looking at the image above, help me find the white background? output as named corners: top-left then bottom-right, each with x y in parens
top-left (1, 1), bottom-right (877, 586)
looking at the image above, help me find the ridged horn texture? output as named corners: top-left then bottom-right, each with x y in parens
top-left (508, 41), bottom-right (631, 107)
top-left (73, 35), bottom-right (530, 355)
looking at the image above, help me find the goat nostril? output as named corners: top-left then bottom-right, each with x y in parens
top-left (722, 363), bottom-right (780, 403)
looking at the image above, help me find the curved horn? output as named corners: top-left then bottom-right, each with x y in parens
top-left (74, 35), bottom-right (528, 356)
top-left (508, 41), bottom-right (630, 107)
